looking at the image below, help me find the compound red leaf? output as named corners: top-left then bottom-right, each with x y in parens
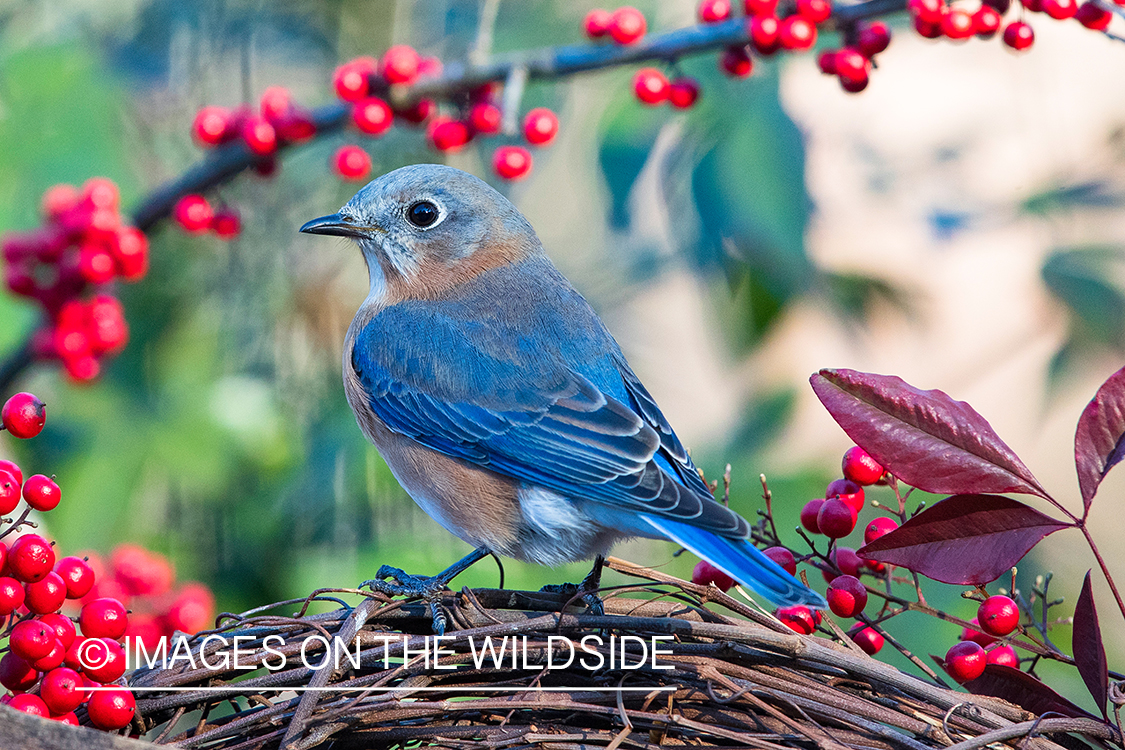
top-left (1074, 571), bottom-right (1109, 718)
top-left (1074, 366), bottom-right (1125, 511)
top-left (811, 369), bottom-right (1051, 500)
top-left (963, 664), bottom-right (1099, 721)
top-left (857, 495), bottom-right (1071, 585)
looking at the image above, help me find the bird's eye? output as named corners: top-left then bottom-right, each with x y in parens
top-left (406, 201), bottom-right (439, 228)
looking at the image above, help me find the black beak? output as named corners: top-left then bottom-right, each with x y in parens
top-left (299, 213), bottom-right (364, 237)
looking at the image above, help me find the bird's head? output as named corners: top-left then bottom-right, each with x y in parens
top-left (300, 164), bottom-right (541, 303)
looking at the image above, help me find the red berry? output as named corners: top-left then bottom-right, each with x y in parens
top-left (492, 146), bottom-right (534, 181)
top-left (352, 97), bottom-right (394, 136)
top-left (2, 393), bottom-right (45, 439)
top-left (1043, 0), bottom-right (1077, 17)
top-left (856, 21), bottom-right (892, 56)
top-left (825, 478), bottom-right (864, 514)
top-left (745, 0), bottom-right (779, 14)
top-left (8, 693), bottom-right (49, 718)
top-left (833, 48), bottom-right (869, 86)
top-left (817, 50), bottom-right (838, 74)
top-left (849, 625), bottom-right (884, 654)
top-left (83, 178), bottom-right (119, 210)
top-left (173, 195), bottom-right (213, 233)
top-left (749, 15), bottom-right (781, 54)
top-left (63, 355), bottom-right (101, 383)
top-left (610, 7), bottom-right (647, 44)
top-left (777, 605), bottom-right (816, 634)
top-left (1075, 1), bottom-right (1112, 28)
top-left (11, 619), bottom-right (56, 661)
top-left (110, 544), bottom-right (173, 598)
top-left (211, 209), bottom-right (242, 239)
top-left (382, 45), bottom-right (420, 85)
top-left (334, 58), bottom-right (375, 102)
top-left (87, 687), bottom-right (135, 730)
top-left (0, 470), bottom-right (20, 515)
top-left (467, 102), bottom-right (502, 134)
top-left (30, 637), bottom-right (66, 672)
top-left (941, 7), bottom-right (975, 38)
top-left (166, 583), bottom-right (216, 634)
top-left (191, 106), bottom-right (231, 147)
top-left (909, 0), bottom-right (946, 21)
top-left (778, 16), bottom-right (817, 50)
top-left (240, 115), bottom-right (277, 155)
top-left (987, 645), bottom-right (1019, 668)
top-left (42, 184), bottom-right (81, 220)
top-left (55, 556), bottom-right (95, 599)
top-left (668, 77), bottom-right (701, 108)
top-left (9, 534), bottom-right (55, 583)
top-left (826, 575), bottom-right (868, 617)
top-left (38, 612), bottom-right (76, 650)
top-left (817, 499), bottom-right (857, 539)
top-left (824, 547), bottom-right (863, 582)
top-left (961, 617), bottom-right (997, 647)
top-left (395, 98), bottom-right (435, 126)
top-left (523, 108), bottom-right (559, 146)
top-left (40, 667), bottom-right (85, 715)
top-left (863, 516), bottom-right (899, 545)
top-left (720, 46), bottom-right (754, 77)
top-left (585, 8), bottom-right (613, 38)
top-left (79, 597), bottom-right (128, 640)
top-left (22, 475), bottom-right (60, 512)
top-left (333, 145), bottom-right (371, 181)
top-left (1002, 21), bottom-right (1034, 49)
top-left (79, 638), bottom-right (127, 683)
top-left (945, 641), bottom-right (987, 682)
top-left (977, 595), bottom-right (1019, 636)
top-left (692, 560), bottom-right (735, 591)
top-left (800, 499), bottom-right (825, 533)
top-left (796, 0), bottom-right (832, 22)
top-left (633, 68), bottom-right (670, 104)
top-left (0, 459), bottom-right (24, 486)
top-left (763, 546), bottom-right (797, 575)
top-left (841, 446), bottom-right (883, 485)
top-left (0, 652), bottom-right (39, 692)
top-left (972, 5), bottom-right (1002, 35)
top-left (0, 576), bottom-right (25, 614)
top-left (53, 712), bottom-right (79, 725)
top-left (25, 571), bottom-right (67, 614)
top-left (699, 0), bottom-right (733, 22)
top-left (111, 227), bottom-right (149, 281)
top-left (427, 117), bottom-right (472, 152)
top-left (78, 244), bottom-right (115, 284)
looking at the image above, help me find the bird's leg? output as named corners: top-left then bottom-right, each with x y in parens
top-left (541, 555), bottom-right (605, 616)
top-left (361, 547), bottom-right (490, 635)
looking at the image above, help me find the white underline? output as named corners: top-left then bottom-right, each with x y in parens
top-left (102, 686), bottom-right (676, 693)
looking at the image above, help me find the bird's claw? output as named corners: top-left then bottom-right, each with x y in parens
top-left (361, 568), bottom-right (453, 635)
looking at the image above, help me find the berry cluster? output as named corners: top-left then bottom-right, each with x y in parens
top-left (1, 180), bottom-right (143, 382)
top-left (191, 87), bottom-right (317, 164)
top-left (584, 7), bottom-right (649, 44)
top-left (171, 194), bottom-right (241, 238)
top-left (943, 594), bottom-right (1021, 681)
top-left (0, 394), bottom-right (216, 729)
top-left (329, 47), bottom-right (557, 183)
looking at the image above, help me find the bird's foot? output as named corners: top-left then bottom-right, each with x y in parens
top-left (540, 555), bottom-right (605, 616)
top-left (360, 548), bottom-right (490, 636)
top-left (362, 566), bottom-right (452, 634)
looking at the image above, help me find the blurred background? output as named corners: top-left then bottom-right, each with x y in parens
top-left (0, 0), bottom-right (1123, 703)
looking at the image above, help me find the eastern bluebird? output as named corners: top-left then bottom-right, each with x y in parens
top-left (300, 164), bottom-right (825, 630)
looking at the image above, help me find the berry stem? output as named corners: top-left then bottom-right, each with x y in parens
top-left (1078, 523), bottom-right (1125, 623)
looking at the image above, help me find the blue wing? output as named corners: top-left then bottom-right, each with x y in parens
top-left (353, 258), bottom-right (747, 534)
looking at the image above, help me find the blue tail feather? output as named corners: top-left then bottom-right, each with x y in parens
top-left (643, 516), bottom-right (827, 609)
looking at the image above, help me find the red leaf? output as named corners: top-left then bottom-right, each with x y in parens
top-left (1074, 571), bottom-right (1109, 718)
top-left (811, 369), bottom-right (1050, 500)
top-left (963, 664), bottom-right (1100, 721)
top-left (857, 495), bottom-right (1071, 585)
top-left (1074, 366), bottom-right (1125, 511)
